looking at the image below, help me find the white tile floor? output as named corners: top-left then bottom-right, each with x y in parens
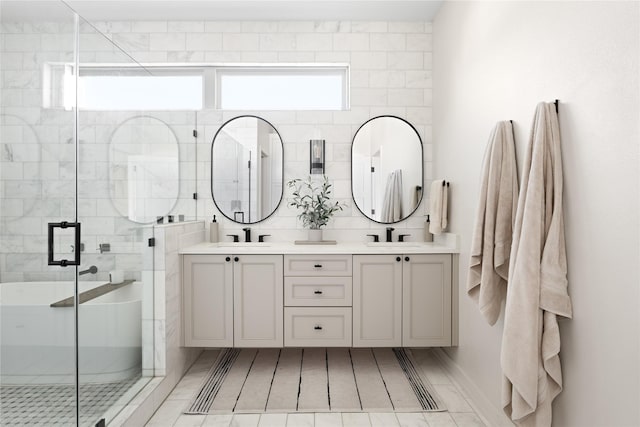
top-left (146, 349), bottom-right (486, 427)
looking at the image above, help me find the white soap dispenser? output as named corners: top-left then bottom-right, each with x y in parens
top-left (210, 215), bottom-right (219, 243)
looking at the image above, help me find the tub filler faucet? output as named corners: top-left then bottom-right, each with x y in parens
top-left (79, 265), bottom-right (97, 276)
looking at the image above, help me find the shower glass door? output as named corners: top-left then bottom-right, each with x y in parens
top-left (1, 3), bottom-right (158, 425)
top-left (0, 2), bottom-right (81, 425)
top-left (76, 16), bottom-right (157, 427)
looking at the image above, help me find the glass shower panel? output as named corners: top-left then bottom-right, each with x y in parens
top-left (75, 18), bottom-right (198, 426)
top-left (0, 2), bottom-right (80, 425)
top-left (76, 19), bottom-right (158, 426)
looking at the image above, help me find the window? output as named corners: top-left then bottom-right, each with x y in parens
top-left (217, 66), bottom-right (349, 110)
top-left (51, 63), bottom-right (349, 111)
top-left (78, 68), bottom-right (203, 111)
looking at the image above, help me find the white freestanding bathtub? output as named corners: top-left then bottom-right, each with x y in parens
top-left (0, 281), bottom-right (142, 385)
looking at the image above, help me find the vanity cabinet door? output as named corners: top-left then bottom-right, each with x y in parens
top-left (353, 255), bottom-right (402, 347)
top-left (402, 254), bottom-right (452, 347)
top-left (183, 255), bottom-right (233, 347)
top-left (234, 254), bottom-right (284, 347)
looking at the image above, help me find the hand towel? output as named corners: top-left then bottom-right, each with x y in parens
top-left (381, 169), bottom-right (403, 222)
top-left (501, 102), bottom-right (572, 427)
top-left (429, 179), bottom-right (448, 234)
top-left (467, 121), bottom-right (518, 326)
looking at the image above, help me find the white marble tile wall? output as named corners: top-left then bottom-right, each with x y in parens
top-left (108, 221), bottom-right (204, 426)
top-left (81, 19), bottom-right (434, 244)
top-left (1, 19), bottom-right (433, 281)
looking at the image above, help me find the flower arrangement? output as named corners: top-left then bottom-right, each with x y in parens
top-left (287, 175), bottom-right (345, 230)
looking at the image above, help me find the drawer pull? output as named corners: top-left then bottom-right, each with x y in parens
top-left (314, 264), bottom-right (322, 268)
top-left (314, 325), bottom-right (323, 330)
top-left (313, 290), bottom-right (323, 295)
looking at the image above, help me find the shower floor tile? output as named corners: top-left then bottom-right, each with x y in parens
top-left (0, 375), bottom-right (140, 426)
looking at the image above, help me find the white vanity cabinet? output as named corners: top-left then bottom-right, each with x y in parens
top-left (402, 254), bottom-right (452, 347)
top-left (284, 255), bottom-right (353, 347)
top-left (353, 255), bottom-right (403, 347)
top-left (183, 255), bottom-right (233, 347)
top-left (183, 254), bottom-right (283, 348)
top-left (181, 241), bottom-right (457, 349)
top-left (234, 254), bottom-right (284, 347)
top-left (353, 254), bottom-right (453, 347)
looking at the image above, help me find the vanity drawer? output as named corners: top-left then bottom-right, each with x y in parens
top-left (284, 277), bottom-right (352, 307)
top-left (284, 255), bottom-right (352, 276)
top-left (284, 307), bottom-right (352, 347)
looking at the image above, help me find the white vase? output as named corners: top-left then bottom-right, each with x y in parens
top-left (308, 229), bottom-right (323, 242)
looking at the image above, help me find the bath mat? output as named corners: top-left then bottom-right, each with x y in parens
top-left (185, 348), bottom-right (445, 414)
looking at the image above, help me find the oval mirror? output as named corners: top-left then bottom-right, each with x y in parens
top-left (352, 116), bottom-right (423, 223)
top-left (109, 116), bottom-right (180, 224)
top-left (211, 115), bottom-right (284, 224)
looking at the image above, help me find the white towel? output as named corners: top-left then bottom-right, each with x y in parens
top-left (429, 179), bottom-right (448, 234)
top-left (467, 121), bottom-right (518, 326)
top-left (501, 102), bottom-right (572, 426)
top-left (381, 169), bottom-right (403, 222)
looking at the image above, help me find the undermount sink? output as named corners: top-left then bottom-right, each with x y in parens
top-left (217, 242), bottom-right (271, 247)
top-left (366, 242), bottom-right (421, 247)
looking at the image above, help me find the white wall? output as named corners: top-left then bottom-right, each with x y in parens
top-left (433, 1), bottom-right (639, 426)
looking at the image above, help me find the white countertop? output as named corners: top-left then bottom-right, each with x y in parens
top-left (179, 234), bottom-right (459, 255)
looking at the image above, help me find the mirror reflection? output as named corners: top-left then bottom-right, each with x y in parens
top-left (109, 116), bottom-right (180, 224)
top-left (352, 116), bottom-right (423, 223)
top-left (211, 116), bottom-right (283, 224)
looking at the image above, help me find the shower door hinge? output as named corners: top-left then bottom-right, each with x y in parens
top-left (193, 193), bottom-right (198, 200)
top-left (247, 160), bottom-right (251, 169)
top-left (371, 167), bottom-right (375, 172)
top-left (192, 129), bottom-right (198, 138)
top-left (371, 209), bottom-right (375, 215)
top-left (148, 238), bottom-right (156, 247)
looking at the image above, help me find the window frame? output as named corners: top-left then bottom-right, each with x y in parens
top-left (214, 64), bottom-right (350, 111)
top-left (49, 62), bottom-right (350, 111)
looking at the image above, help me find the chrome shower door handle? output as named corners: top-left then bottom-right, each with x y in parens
top-left (48, 221), bottom-right (81, 267)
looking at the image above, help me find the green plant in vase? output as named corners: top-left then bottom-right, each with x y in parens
top-left (287, 175), bottom-right (346, 241)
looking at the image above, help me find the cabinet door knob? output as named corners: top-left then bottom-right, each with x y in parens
top-left (314, 264), bottom-right (322, 268)
top-left (225, 257), bottom-right (231, 262)
top-left (234, 257), bottom-right (239, 262)
top-left (314, 325), bottom-right (323, 330)
top-left (313, 290), bottom-right (323, 295)
top-left (396, 256), bottom-right (401, 262)
top-left (405, 256), bottom-right (410, 262)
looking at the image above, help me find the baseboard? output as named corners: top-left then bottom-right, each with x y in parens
top-left (433, 348), bottom-right (515, 427)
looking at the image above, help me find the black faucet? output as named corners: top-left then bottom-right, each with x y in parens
top-left (386, 227), bottom-right (395, 242)
top-left (243, 227), bottom-right (251, 242)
